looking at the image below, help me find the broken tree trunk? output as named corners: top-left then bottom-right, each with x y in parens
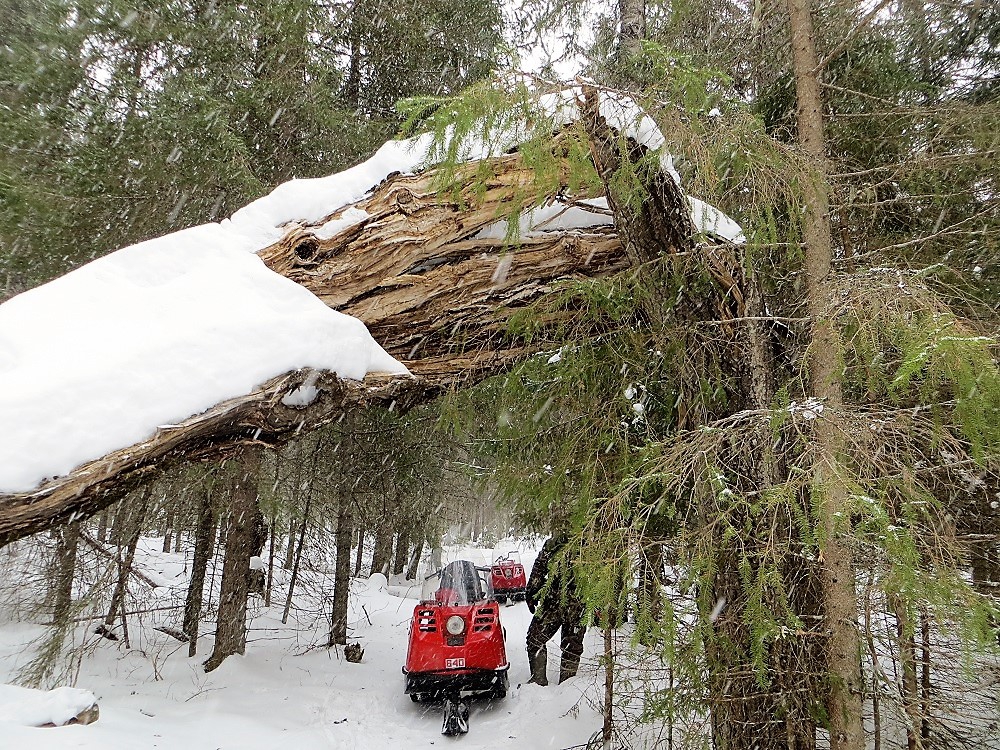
top-left (0, 149), bottom-right (630, 548)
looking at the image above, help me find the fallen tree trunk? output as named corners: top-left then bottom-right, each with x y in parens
top-left (0, 147), bottom-right (635, 546)
top-left (0, 371), bottom-right (420, 546)
top-left (257, 151), bottom-right (626, 382)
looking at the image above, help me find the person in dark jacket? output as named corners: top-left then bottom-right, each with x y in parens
top-left (525, 533), bottom-right (586, 685)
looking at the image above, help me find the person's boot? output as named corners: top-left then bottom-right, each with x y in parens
top-left (527, 646), bottom-right (548, 686)
top-left (558, 658), bottom-right (579, 684)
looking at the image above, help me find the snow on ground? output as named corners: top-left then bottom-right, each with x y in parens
top-left (0, 539), bottom-right (606, 750)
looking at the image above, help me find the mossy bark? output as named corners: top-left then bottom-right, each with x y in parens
top-left (786, 0), bottom-right (865, 745)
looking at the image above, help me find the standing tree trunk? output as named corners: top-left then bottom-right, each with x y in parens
top-left (615, 0), bottom-right (646, 69)
top-left (173, 501), bottom-right (184, 553)
top-left (602, 621), bottom-right (615, 748)
top-left (282, 493), bottom-right (311, 624)
top-left (104, 488), bottom-right (151, 632)
top-left (265, 508), bottom-right (277, 607)
top-left (370, 522), bottom-right (393, 577)
top-left (96, 510), bottom-right (109, 544)
top-left (893, 596), bottom-right (921, 750)
top-left (51, 522), bottom-right (80, 626)
top-left (785, 0), bottom-right (864, 746)
top-left (284, 518), bottom-right (296, 570)
top-left (204, 446), bottom-right (262, 672)
top-left (184, 480), bottom-right (216, 656)
top-left (329, 496), bottom-right (353, 646)
top-left (162, 503), bottom-right (173, 553)
top-left (391, 527), bottom-right (410, 578)
top-left (405, 534), bottom-right (423, 581)
top-left (354, 525), bottom-right (366, 577)
top-left (247, 503), bottom-right (267, 597)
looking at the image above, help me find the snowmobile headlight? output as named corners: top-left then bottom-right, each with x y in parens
top-left (446, 615), bottom-right (466, 635)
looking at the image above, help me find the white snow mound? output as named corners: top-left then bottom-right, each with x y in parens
top-left (0, 684), bottom-right (96, 727)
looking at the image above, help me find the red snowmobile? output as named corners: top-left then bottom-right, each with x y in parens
top-left (403, 559), bottom-right (509, 735)
top-left (489, 552), bottom-right (526, 604)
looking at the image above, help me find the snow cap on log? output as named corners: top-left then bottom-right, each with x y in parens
top-left (0, 86), bottom-right (744, 536)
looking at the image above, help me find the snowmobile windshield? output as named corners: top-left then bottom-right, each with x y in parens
top-left (495, 551), bottom-right (522, 565)
top-left (422, 560), bottom-right (492, 605)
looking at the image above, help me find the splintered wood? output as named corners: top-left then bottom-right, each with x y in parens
top-left (0, 149), bottom-right (631, 545)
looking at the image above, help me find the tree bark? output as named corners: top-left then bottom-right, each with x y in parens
top-left (265, 508), bottom-right (276, 607)
top-left (354, 525), bottom-right (366, 577)
top-left (615, 0), bottom-right (646, 74)
top-left (104, 488), bottom-right (151, 631)
top-left (51, 522), bottom-right (80, 626)
top-left (282, 493), bottom-right (311, 625)
top-left (204, 446), bottom-right (262, 672)
top-left (370, 520), bottom-right (393, 577)
top-left (0, 142), bottom-right (633, 546)
top-left (405, 534), bottom-right (423, 581)
top-left (391, 527), bottom-right (410, 578)
top-left (96, 510), bottom-right (109, 544)
top-left (183, 480), bottom-right (216, 656)
top-left (893, 596), bottom-right (920, 750)
top-left (785, 0), bottom-right (864, 746)
top-left (329, 495), bottom-right (353, 646)
top-left (162, 505), bottom-right (173, 553)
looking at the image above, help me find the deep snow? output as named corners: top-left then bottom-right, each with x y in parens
top-left (0, 539), bottom-right (606, 749)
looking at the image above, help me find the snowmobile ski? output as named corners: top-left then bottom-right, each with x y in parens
top-left (441, 696), bottom-right (470, 735)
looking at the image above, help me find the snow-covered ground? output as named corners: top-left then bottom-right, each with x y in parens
top-left (0, 538), bottom-right (606, 749)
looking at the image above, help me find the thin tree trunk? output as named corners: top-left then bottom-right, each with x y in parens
top-left (108, 499), bottom-right (129, 546)
top-left (174, 504), bottom-right (184, 553)
top-left (893, 596), bottom-right (920, 750)
top-left (51, 522), bottom-right (80, 625)
top-left (184, 482), bottom-right (216, 657)
top-left (247, 500), bottom-right (267, 597)
top-left (284, 518), bottom-right (296, 570)
top-left (204, 446), bottom-right (262, 672)
top-left (96, 510), bottom-right (109, 544)
top-left (919, 604), bottom-right (931, 744)
top-left (405, 535), bottom-right (423, 581)
top-left (265, 509), bottom-right (276, 607)
top-left (602, 622), bottom-right (614, 748)
top-left (282, 494), bottom-right (311, 624)
top-left (370, 522), bottom-right (393, 577)
top-left (785, 0), bottom-right (864, 746)
top-left (354, 525), bottom-right (365, 577)
top-left (104, 488), bottom-right (151, 631)
top-left (329, 496), bottom-right (353, 646)
top-left (863, 575), bottom-right (882, 750)
top-left (391, 527), bottom-right (410, 577)
top-left (163, 513), bottom-right (173, 553)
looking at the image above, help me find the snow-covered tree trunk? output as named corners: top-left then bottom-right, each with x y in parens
top-left (0, 150), bottom-right (629, 548)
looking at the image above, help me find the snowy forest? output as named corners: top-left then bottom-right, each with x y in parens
top-left (1, 0), bottom-right (999, 748)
